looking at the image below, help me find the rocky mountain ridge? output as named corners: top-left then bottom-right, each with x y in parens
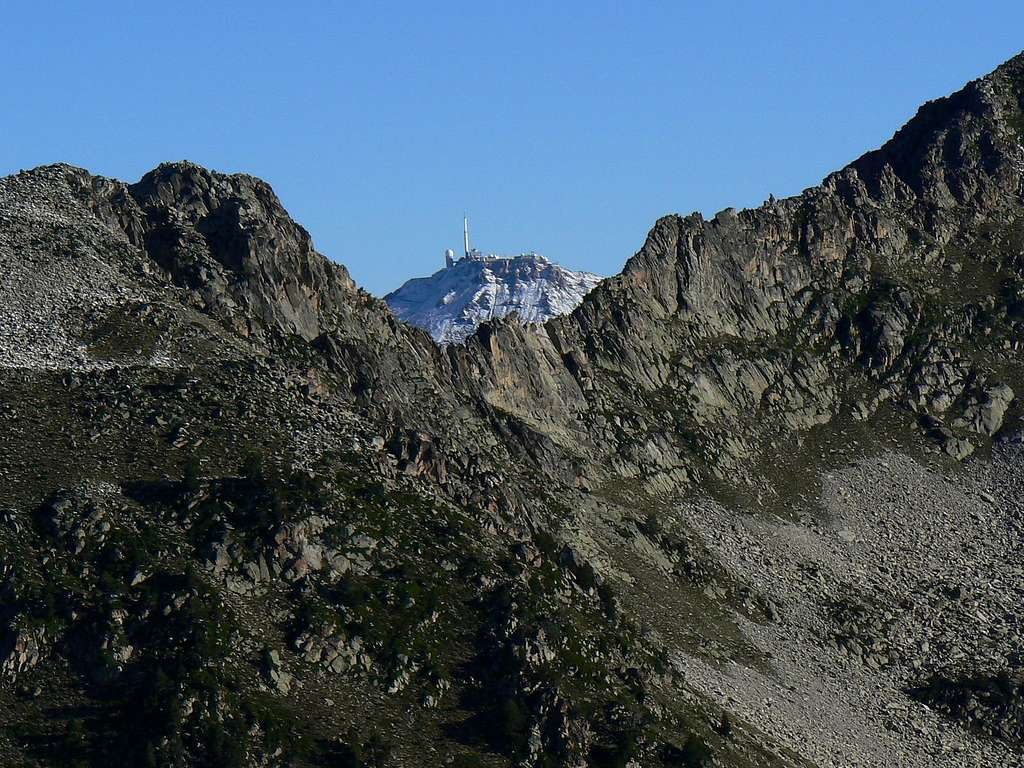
top-left (449, 52), bottom-right (1024, 491)
top-left (0, 52), bottom-right (1023, 768)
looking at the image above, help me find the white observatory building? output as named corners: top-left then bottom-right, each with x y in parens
top-left (444, 216), bottom-right (482, 268)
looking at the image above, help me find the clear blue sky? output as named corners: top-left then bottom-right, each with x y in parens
top-left (3, 2), bottom-right (1023, 295)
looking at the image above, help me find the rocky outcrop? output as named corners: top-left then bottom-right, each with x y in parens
top-left (452, 52), bottom-right (1024, 487)
top-left (65, 161), bottom-right (359, 342)
top-left (0, 626), bottom-right (46, 681)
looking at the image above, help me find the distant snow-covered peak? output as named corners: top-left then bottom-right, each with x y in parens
top-left (384, 251), bottom-right (601, 344)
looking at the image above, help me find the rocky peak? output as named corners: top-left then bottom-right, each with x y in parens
top-left (456, 51), bottom-right (1024, 486)
top-left (385, 250), bottom-right (602, 344)
top-left (57, 161), bottom-right (360, 342)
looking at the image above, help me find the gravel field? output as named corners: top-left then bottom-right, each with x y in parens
top-left (676, 448), bottom-right (1024, 767)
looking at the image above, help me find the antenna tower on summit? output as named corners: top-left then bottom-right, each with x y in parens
top-left (463, 215), bottom-right (471, 259)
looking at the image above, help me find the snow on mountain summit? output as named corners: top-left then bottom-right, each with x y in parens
top-left (385, 250), bottom-right (602, 345)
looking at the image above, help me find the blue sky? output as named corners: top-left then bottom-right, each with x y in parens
top-left (3, 2), bottom-right (1024, 295)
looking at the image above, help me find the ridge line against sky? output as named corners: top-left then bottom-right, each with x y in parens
top-left (3, 2), bottom-right (1024, 295)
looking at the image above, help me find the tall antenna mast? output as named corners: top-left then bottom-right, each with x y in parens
top-left (463, 215), bottom-right (471, 259)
